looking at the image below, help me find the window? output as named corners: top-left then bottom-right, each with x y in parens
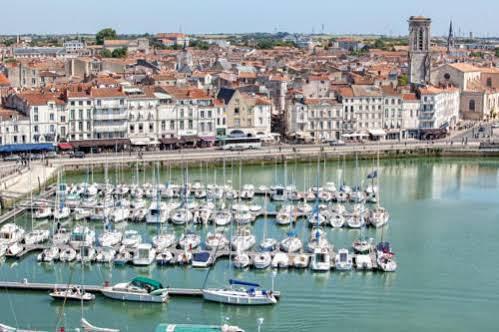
top-left (170, 120), bottom-right (175, 130)
top-left (188, 120), bottom-right (193, 129)
top-left (234, 107), bottom-right (240, 114)
top-left (139, 123), bottom-right (143, 132)
top-left (120, 99), bottom-right (125, 106)
top-left (70, 110), bottom-right (75, 120)
top-left (487, 78), bottom-right (492, 87)
top-left (78, 101), bottom-right (83, 106)
top-left (87, 122), bottom-right (91, 130)
top-left (79, 122), bottom-right (83, 130)
top-left (34, 125), bottom-right (39, 133)
top-left (87, 100), bottom-right (91, 106)
top-left (161, 121), bottom-right (166, 131)
top-left (87, 109), bottom-right (91, 118)
top-left (200, 111), bottom-right (205, 118)
top-left (71, 101), bottom-right (75, 106)
top-left (130, 124), bottom-right (135, 132)
top-left (469, 99), bottom-right (476, 111)
top-left (149, 123), bottom-right (154, 132)
top-left (79, 110), bottom-right (83, 119)
top-left (61, 116), bottom-right (66, 122)
top-left (49, 114), bottom-right (54, 121)
top-left (50, 125), bottom-right (55, 132)
top-left (97, 100), bottom-right (101, 106)
top-left (34, 115), bottom-right (38, 122)
top-left (208, 110), bottom-right (212, 118)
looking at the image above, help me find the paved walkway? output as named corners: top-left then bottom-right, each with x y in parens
top-left (1, 164), bottom-right (56, 199)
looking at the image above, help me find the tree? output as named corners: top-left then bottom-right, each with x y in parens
top-left (398, 74), bottom-right (409, 86)
top-left (111, 47), bottom-right (127, 58)
top-left (374, 39), bottom-right (386, 50)
top-left (3, 39), bottom-right (15, 47)
top-left (100, 49), bottom-right (112, 58)
top-left (96, 28), bottom-right (117, 45)
top-left (495, 48), bottom-right (499, 58)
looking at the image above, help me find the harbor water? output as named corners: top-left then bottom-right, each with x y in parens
top-left (1, 157), bottom-right (499, 331)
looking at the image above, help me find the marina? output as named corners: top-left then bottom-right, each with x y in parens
top-left (0, 157), bottom-right (499, 331)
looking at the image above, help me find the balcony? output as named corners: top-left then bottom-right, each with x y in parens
top-left (93, 123), bottom-right (127, 133)
top-left (93, 112), bottom-right (128, 121)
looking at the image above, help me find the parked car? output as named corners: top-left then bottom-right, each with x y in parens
top-left (70, 151), bottom-right (85, 159)
top-left (46, 151), bottom-right (58, 159)
top-left (2, 155), bottom-right (21, 162)
top-left (328, 139), bottom-right (346, 146)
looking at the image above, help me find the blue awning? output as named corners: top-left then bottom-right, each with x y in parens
top-left (0, 143), bottom-right (55, 153)
top-left (229, 279), bottom-right (260, 288)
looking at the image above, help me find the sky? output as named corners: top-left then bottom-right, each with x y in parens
top-left (0, 0), bottom-right (497, 37)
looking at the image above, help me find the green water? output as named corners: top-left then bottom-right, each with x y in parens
top-left (1, 158), bottom-right (499, 331)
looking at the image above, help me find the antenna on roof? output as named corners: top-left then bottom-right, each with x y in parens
top-left (179, 24), bottom-right (183, 33)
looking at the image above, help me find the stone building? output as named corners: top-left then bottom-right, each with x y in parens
top-left (408, 16), bottom-right (432, 86)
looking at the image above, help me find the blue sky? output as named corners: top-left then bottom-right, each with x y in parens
top-left (1, 0), bottom-right (496, 36)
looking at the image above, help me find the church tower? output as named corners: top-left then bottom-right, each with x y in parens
top-left (447, 20), bottom-right (455, 52)
top-left (408, 16), bottom-right (432, 86)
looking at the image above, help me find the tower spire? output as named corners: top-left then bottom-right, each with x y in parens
top-left (447, 20), bottom-right (455, 52)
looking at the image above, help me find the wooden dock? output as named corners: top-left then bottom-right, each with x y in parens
top-left (0, 281), bottom-right (281, 298)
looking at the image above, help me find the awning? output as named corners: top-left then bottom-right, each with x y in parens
top-left (160, 137), bottom-right (179, 145)
top-left (70, 139), bottom-right (131, 149)
top-left (200, 136), bottom-right (216, 142)
top-left (0, 143), bottom-right (54, 153)
top-left (130, 137), bottom-right (159, 146)
top-left (180, 135), bottom-right (199, 144)
top-left (57, 143), bottom-right (73, 150)
top-left (368, 129), bottom-right (386, 136)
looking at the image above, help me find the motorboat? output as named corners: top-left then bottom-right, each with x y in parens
top-left (249, 205), bottom-right (262, 213)
top-left (0, 224), bottom-right (25, 245)
top-left (377, 253), bottom-right (397, 272)
top-left (98, 230), bottom-right (123, 247)
top-left (280, 232), bottom-right (302, 253)
top-left (202, 279), bottom-right (277, 305)
top-left (69, 226), bottom-right (95, 249)
top-left (233, 253), bottom-right (251, 269)
top-left (259, 238), bottom-right (278, 252)
top-left (122, 230), bottom-right (142, 249)
top-left (53, 207), bottom-right (71, 220)
top-left (156, 250), bottom-right (174, 265)
top-left (192, 251), bottom-right (213, 268)
top-left (355, 254), bottom-right (373, 270)
top-left (37, 246), bottom-right (60, 262)
top-left (230, 227), bottom-right (256, 252)
top-left (335, 249), bottom-right (353, 271)
top-left (205, 232), bottom-right (229, 250)
top-left (271, 186), bottom-right (286, 201)
top-left (253, 252), bottom-right (271, 269)
top-left (77, 245), bottom-right (97, 263)
top-left (293, 254), bottom-right (310, 269)
top-left (59, 247), bottom-right (77, 262)
top-left (146, 202), bottom-right (169, 224)
top-left (113, 250), bottom-right (132, 266)
top-left (213, 210), bottom-right (232, 226)
top-left (53, 228), bottom-right (70, 246)
top-left (178, 231), bottom-right (201, 250)
top-left (24, 229), bottom-right (50, 245)
top-left (271, 252), bottom-right (290, 269)
top-left (133, 243), bottom-right (156, 266)
top-left (170, 208), bottom-right (193, 225)
top-left (96, 246), bottom-right (117, 263)
top-left (276, 206), bottom-right (294, 226)
top-left (131, 208), bottom-right (147, 222)
top-left (310, 247), bottom-right (331, 272)
top-left (110, 207), bottom-right (130, 223)
top-left (100, 277), bottom-right (169, 303)
top-left (50, 286), bottom-right (95, 302)
top-left (352, 237), bottom-right (374, 254)
top-left (369, 206), bottom-right (390, 228)
top-left (34, 205), bottom-right (52, 219)
top-left (152, 233), bottom-right (176, 250)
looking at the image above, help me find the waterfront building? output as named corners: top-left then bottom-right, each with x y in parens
top-left (418, 86), bottom-right (460, 130)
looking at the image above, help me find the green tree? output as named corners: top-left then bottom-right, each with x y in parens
top-left (495, 48), bottom-right (499, 57)
top-left (96, 28), bottom-right (117, 45)
top-left (374, 39), bottom-right (386, 49)
top-left (100, 49), bottom-right (112, 58)
top-left (3, 39), bottom-right (15, 47)
top-left (398, 74), bottom-right (409, 86)
top-left (111, 47), bottom-right (127, 58)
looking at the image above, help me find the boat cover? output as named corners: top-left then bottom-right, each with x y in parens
top-left (229, 279), bottom-right (260, 287)
top-left (131, 276), bottom-right (163, 290)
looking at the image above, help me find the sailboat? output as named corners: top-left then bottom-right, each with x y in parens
top-left (152, 165), bottom-right (176, 250)
top-left (259, 194), bottom-right (277, 252)
top-left (202, 279), bottom-right (277, 305)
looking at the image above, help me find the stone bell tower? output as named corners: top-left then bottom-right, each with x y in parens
top-left (408, 16), bottom-right (432, 86)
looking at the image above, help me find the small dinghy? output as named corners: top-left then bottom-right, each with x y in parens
top-left (50, 286), bottom-right (95, 302)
